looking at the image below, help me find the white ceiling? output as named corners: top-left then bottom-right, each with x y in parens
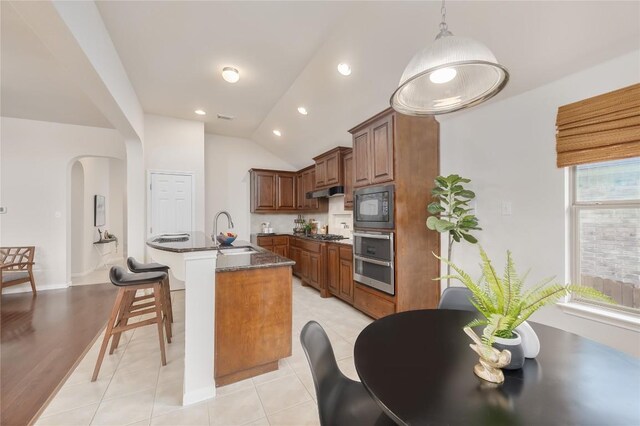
top-left (0, 2), bottom-right (113, 129)
top-left (2, 2), bottom-right (639, 168)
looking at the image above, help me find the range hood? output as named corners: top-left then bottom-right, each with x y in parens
top-left (306, 185), bottom-right (344, 199)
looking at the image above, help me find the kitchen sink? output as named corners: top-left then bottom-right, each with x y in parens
top-left (217, 246), bottom-right (259, 255)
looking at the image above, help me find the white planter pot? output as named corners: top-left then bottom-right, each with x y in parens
top-left (515, 320), bottom-right (540, 358)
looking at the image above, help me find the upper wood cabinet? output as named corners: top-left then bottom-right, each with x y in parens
top-left (343, 151), bottom-right (353, 210)
top-left (250, 170), bottom-right (277, 211)
top-left (313, 147), bottom-right (352, 190)
top-left (350, 111), bottom-right (394, 188)
top-left (250, 168), bottom-right (326, 213)
top-left (276, 172), bottom-right (296, 210)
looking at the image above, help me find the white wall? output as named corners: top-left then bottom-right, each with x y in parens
top-left (0, 117), bottom-right (125, 291)
top-left (205, 134), bottom-right (297, 240)
top-left (439, 51), bottom-right (640, 356)
top-left (144, 114), bottom-right (205, 235)
top-left (70, 161), bottom-right (85, 274)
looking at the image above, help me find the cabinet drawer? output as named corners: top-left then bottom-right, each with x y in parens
top-left (354, 285), bottom-right (395, 319)
top-left (338, 245), bottom-right (352, 261)
top-left (257, 236), bottom-right (273, 246)
top-left (297, 239), bottom-right (323, 254)
top-left (273, 236), bottom-right (288, 245)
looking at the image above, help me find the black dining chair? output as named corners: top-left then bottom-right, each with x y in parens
top-left (300, 321), bottom-right (395, 426)
top-left (438, 287), bottom-right (477, 312)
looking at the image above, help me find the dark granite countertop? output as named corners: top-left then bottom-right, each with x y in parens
top-left (216, 240), bottom-right (294, 273)
top-left (146, 232), bottom-right (295, 272)
top-left (251, 233), bottom-right (353, 245)
top-left (147, 232), bottom-right (219, 253)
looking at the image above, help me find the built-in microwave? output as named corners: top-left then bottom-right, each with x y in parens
top-left (353, 184), bottom-right (394, 229)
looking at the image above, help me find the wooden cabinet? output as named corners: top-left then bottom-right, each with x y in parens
top-left (300, 250), bottom-right (310, 281)
top-left (251, 170), bottom-right (276, 211)
top-left (309, 253), bottom-right (321, 289)
top-left (327, 243), bottom-right (354, 304)
top-left (276, 173), bottom-right (296, 210)
top-left (327, 245), bottom-right (340, 296)
top-left (343, 151), bottom-right (353, 210)
top-left (350, 113), bottom-right (394, 188)
top-left (250, 170), bottom-right (295, 212)
top-left (296, 173), bottom-right (305, 209)
top-left (354, 283), bottom-right (395, 319)
top-left (301, 167), bottom-right (320, 210)
top-left (313, 147), bottom-right (351, 190)
top-left (338, 246), bottom-right (354, 303)
top-left (257, 236), bottom-right (288, 258)
top-left (215, 265), bottom-right (292, 385)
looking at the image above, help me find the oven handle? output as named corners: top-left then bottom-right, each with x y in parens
top-left (353, 232), bottom-right (391, 240)
top-left (354, 255), bottom-right (393, 267)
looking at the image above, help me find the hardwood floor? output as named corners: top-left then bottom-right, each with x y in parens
top-left (1, 284), bottom-right (117, 426)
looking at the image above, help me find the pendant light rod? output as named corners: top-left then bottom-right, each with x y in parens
top-left (437, 0), bottom-right (451, 38)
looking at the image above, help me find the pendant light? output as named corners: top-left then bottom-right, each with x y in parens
top-left (390, 0), bottom-right (509, 115)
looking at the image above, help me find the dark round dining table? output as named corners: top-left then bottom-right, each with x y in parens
top-left (354, 309), bottom-right (640, 426)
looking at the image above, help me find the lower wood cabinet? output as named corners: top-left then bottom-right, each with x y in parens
top-left (353, 283), bottom-right (395, 319)
top-left (215, 266), bottom-right (292, 386)
top-left (327, 244), bottom-right (353, 304)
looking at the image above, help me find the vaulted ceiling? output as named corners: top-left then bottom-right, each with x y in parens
top-left (2, 1), bottom-right (639, 168)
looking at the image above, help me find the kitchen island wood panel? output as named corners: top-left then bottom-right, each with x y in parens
top-left (215, 265), bottom-right (292, 386)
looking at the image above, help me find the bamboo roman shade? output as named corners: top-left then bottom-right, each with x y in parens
top-left (556, 83), bottom-right (640, 167)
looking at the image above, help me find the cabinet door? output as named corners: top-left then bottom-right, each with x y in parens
top-left (325, 151), bottom-right (340, 186)
top-left (296, 173), bottom-right (304, 209)
top-left (327, 245), bottom-right (339, 296)
top-left (343, 151), bottom-right (353, 210)
top-left (304, 170), bottom-right (319, 210)
top-left (370, 114), bottom-right (394, 184)
top-left (339, 258), bottom-right (354, 303)
top-left (273, 244), bottom-right (287, 258)
top-left (290, 247), bottom-right (300, 275)
top-left (252, 171), bottom-right (276, 211)
top-left (276, 173), bottom-right (296, 210)
top-left (353, 129), bottom-right (371, 188)
top-left (309, 252), bottom-right (321, 289)
top-left (315, 159), bottom-right (326, 188)
top-left (300, 251), bottom-right (310, 280)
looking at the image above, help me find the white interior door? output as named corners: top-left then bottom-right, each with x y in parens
top-left (150, 172), bottom-right (193, 235)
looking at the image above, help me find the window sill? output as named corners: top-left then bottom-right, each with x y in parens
top-left (558, 302), bottom-right (640, 332)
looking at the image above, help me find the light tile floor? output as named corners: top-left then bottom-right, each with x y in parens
top-left (35, 277), bottom-right (373, 426)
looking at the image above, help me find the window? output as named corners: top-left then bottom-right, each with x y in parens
top-left (571, 157), bottom-right (640, 314)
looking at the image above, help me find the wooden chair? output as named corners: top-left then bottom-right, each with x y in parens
top-left (1, 247), bottom-right (36, 294)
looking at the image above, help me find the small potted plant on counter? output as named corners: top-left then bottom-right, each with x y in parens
top-left (439, 247), bottom-right (613, 370)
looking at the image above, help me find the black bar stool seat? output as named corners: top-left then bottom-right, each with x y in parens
top-left (127, 257), bottom-right (174, 326)
top-left (127, 257), bottom-right (169, 273)
top-left (111, 267), bottom-right (167, 286)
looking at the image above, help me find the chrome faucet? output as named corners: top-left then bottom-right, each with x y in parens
top-left (213, 210), bottom-right (235, 246)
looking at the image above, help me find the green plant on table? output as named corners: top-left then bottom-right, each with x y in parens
top-left (427, 174), bottom-right (481, 288)
top-left (438, 247), bottom-right (613, 345)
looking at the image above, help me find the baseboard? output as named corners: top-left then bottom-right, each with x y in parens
top-left (2, 282), bottom-right (70, 294)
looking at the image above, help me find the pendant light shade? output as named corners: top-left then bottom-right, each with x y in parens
top-left (390, 3), bottom-right (509, 115)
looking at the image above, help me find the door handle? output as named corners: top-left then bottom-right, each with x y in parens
top-left (354, 255), bottom-right (392, 267)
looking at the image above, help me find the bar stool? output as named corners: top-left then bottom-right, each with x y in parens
top-left (92, 266), bottom-right (170, 382)
top-left (127, 257), bottom-right (174, 326)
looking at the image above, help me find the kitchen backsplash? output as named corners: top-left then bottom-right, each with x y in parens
top-left (250, 196), bottom-right (352, 237)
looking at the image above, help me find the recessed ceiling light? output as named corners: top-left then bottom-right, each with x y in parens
top-left (222, 67), bottom-right (240, 83)
top-left (194, 109), bottom-right (206, 115)
top-left (273, 129), bottom-right (282, 137)
top-left (297, 107), bottom-right (308, 115)
top-left (337, 63), bottom-right (351, 76)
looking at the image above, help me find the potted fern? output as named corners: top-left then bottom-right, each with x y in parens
top-left (439, 247), bottom-right (613, 369)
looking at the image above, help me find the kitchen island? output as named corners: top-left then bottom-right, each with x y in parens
top-left (147, 233), bottom-right (293, 405)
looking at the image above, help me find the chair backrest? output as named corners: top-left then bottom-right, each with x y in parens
top-left (300, 321), bottom-right (342, 425)
top-left (0, 247), bottom-right (35, 270)
top-left (438, 287), bottom-right (477, 312)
